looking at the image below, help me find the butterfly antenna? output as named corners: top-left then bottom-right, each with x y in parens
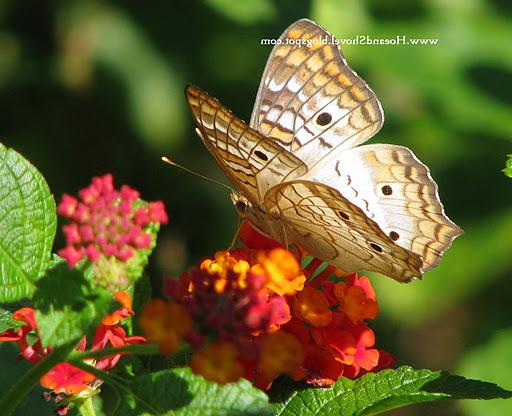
top-left (161, 156), bottom-right (234, 192)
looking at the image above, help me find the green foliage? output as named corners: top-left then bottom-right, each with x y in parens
top-left (58, 2), bottom-right (186, 150)
top-left (33, 260), bottom-right (114, 348)
top-left (272, 367), bottom-right (511, 416)
top-left (459, 330), bottom-right (512, 416)
top-left (373, 211), bottom-right (512, 325)
top-left (0, 344), bottom-right (52, 416)
top-left (116, 368), bottom-right (273, 416)
top-left (201, 0), bottom-right (276, 24)
top-left (503, 154), bottom-right (512, 178)
top-left (0, 144), bottom-right (56, 302)
top-left (0, 308), bottom-right (24, 332)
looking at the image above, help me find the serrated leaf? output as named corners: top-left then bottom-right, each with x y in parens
top-left (272, 366), bottom-right (512, 416)
top-left (33, 261), bottom-right (114, 347)
top-left (0, 143), bottom-right (56, 302)
top-left (117, 368), bottom-right (273, 416)
top-left (0, 308), bottom-right (24, 332)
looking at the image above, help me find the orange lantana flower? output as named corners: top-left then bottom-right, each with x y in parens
top-left (101, 291), bottom-right (134, 325)
top-left (257, 331), bottom-right (304, 377)
top-left (253, 248), bottom-right (306, 296)
top-left (139, 300), bottom-right (192, 355)
top-left (191, 342), bottom-right (244, 384)
top-left (293, 287), bottom-right (332, 327)
top-left (334, 275), bottom-right (378, 323)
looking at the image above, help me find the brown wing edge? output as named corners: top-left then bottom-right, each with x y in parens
top-left (402, 145), bottom-right (464, 273)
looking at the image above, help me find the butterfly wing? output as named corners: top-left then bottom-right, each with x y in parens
top-left (305, 144), bottom-right (463, 271)
top-left (186, 85), bottom-right (307, 204)
top-left (250, 19), bottom-right (383, 168)
top-left (263, 180), bottom-right (423, 282)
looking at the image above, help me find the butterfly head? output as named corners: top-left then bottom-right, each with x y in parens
top-left (230, 192), bottom-right (252, 217)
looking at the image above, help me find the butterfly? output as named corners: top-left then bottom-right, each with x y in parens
top-left (185, 18), bottom-right (463, 282)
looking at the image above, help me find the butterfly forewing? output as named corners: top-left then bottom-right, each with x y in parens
top-left (250, 19), bottom-right (383, 169)
top-left (263, 180), bottom-right (423, 282)
top-left (305, 144), bottom-right (463, 272)
top-left (186, 85), bottom-right (307, 204)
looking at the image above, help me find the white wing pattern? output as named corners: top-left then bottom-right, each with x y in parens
top-left (185, 19), bottom-right (462, 282)
top-left (250, 19), bottom-right (383, 169)
top-left (305, 144), bottom-right (463, 272)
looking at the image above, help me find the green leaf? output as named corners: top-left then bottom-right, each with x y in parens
top-left (0, 143), bottom-right (56, 302)
top-left (117, 368), bottom-right (273, 415)
top-left (272, 366), bottom-right (511, 416)
top-left (0, 308), bottom-right (24, 332)
top-left (33, 261), bottom-right (114, 348)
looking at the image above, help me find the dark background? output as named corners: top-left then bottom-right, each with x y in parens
top-left (1, 0), bottom-right (511, 414)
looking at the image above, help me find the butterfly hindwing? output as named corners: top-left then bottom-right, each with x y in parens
top-left (263, 180), bottom-right (423, 282)
top-left (250, 19), bottom-right (383, 169)
top-left (305, 144), bottom-right (463, 271)
top-left (186, 85), bottom-right (307, 204)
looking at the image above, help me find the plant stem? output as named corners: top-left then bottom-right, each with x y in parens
top-left (77, 397), bottom-right (96, 416)
top-left (70, 343), bottom-right (159, 361)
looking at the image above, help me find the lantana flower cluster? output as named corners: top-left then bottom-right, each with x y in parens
top-left (140, 221), bottom-right (394, 388)
top-left (2, 172), bottom-right (393, 413)
top-left (0, 292), bottom-right (145, 415)
top-left (58, 174), bottom-right (168, 288)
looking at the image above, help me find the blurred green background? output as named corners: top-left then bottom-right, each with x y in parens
top-left (1, 0), bottom-right (511, 415)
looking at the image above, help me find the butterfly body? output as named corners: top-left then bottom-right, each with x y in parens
top-left (185, 19), bottom-right (463, 282)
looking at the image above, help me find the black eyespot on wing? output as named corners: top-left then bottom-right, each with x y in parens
top-left (389, 231), bottom-right (399, 241)
top-left (316, 112), bottom-right (332, 126)
top-left (381, 185), bottom-right (392, 196)
top-left (254, 150), bottom-right (268, 161)
top-left (337, 210), bottom-right (349, 220)
top-left (369, 242), bottom-right (383, 253)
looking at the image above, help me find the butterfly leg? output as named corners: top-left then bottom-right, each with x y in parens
top-left (228, 217), bottom-right (243, 250)
top-left (282, 224), bottom-right (289, 250)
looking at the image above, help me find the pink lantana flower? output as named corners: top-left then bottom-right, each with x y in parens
top-left (58, 174), bottom-right (168, 268)
top-left (57, 174), bottom-right (168, 288)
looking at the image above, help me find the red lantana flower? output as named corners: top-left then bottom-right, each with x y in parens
top-left (142, 220), bottom-right (395, 388)
top-left (0, 307), bottom-right (49, 364)
top-left (0, 292), bottom-right (145, 414)
top-left (40, 363), bottom-right (96, 395)
top-left (141, 247), bottom-right (304, 386)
